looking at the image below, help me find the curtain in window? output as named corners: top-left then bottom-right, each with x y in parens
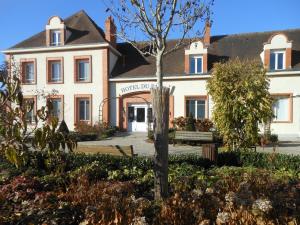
top-left (25, 63), bottom-right (34, 81)
top-left (78, 61), bottom-right (89, 80)
top-left (79, 99), bottom-right (90, 121)
top-left (51, 62), bottom-right (61, 81)
top-left (273, 97), bottom-right (289, 121)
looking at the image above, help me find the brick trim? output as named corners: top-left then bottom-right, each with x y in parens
top-left (46, 57), bottom-right (64, 84)
top-left (46, 95), bottom-right (64, 121)
top-left (74, 94), bottom-right (93, 125)
top-left (264, 49), bottom-right (270, 69)
top-left (286, 48), bottom-right (292, 69)
top-left (184, 95), bottom-right (209, 119)
top-left (271, 93), bottom-right (293, 123)
top-left (203, 53), bottom-right (208, 73)
top-left (184, 54), bottom-right (189, 74)
top-left (20, 58), bottom-right (37, 85)
top-left (74, 56), bottom-right (92, 83)
top-left (102, 49), bottom-right (110, 123)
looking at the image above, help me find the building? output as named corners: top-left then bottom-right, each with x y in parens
top-left (3, 10), bottom-right (300, 139)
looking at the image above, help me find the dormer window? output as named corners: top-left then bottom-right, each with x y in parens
top-left (263, 34), bottom-right (292, 71)
top-left (270, 50), bottom-right (285, 70)
top-left (190, 55), bottom-right (203, 74)
top-left (185, 41), bottom-right (208, 75)
top-left (51, 30), bottom-right (61, 46)
top-left (46, 16), bottom-right (65, 47)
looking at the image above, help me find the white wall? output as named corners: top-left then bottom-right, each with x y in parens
top-left (12, 48), bottom-right (105, 130)
top-left (269, 76), bottom-right (300, 138)
top-left (110, 74), bottom-right (300, 140)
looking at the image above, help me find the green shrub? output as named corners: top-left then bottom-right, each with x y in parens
top-left (185, 114), bottom-right (196, 131)
top-left (58, 120), bottom-right (69, 134)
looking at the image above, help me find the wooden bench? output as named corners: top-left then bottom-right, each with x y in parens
top-left (173, 131), bottom-right (213, 145)
top-left (75, 145), bottom-right (136, 157)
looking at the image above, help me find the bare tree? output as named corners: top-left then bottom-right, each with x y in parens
top-left (106, 0), bottom-right (213, 199)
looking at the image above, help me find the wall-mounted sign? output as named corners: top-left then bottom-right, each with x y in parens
top-left (120, 83), bottom-right (157, 94)
top-left (120, 83), bottom-right (175, 95)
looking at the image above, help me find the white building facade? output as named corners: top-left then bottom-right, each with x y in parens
top-left (3, 10), bottom-right (300, 139)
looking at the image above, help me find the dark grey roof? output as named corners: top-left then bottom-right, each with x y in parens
top-left (9, 10), bottom-right (106, 49)
top-left (111, 28), bottom-right (300, 78)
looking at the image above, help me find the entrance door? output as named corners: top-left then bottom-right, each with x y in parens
top-left (127, 104), bottom-right (152, 132)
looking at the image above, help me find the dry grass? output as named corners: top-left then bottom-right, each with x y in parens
top-left (75, 145), bottom-right (134, 156)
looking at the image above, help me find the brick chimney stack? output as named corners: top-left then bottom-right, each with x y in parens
top-left (204, 20), bottom-right (211, 46)
top-left (105, 16), bottom-right (116, 48)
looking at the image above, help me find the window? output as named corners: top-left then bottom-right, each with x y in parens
top-left (272, 94), bottom-right (292, 122)
top-left (51, 30), bottom-right (61, 46)
top-left (48, 96), bottom-right (63, 121)
top-left (189, 55), bottom-right (203, 74)
top-left (74, 56), bottom-right (92, 82)
top-left (24, 96), bottom-right (36, 123)
top-left (21, 60), bottom-right (36, 84)
top-left (47, 58), bottom-right (63, 83)
top-left (185, 97), bottom-right (207, 119)
top-left (75, 95), bottom-right (92, 124)
top-left (270, 50), bottom-right (285, 70)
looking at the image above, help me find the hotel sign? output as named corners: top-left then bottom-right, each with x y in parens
top-left (120, 83), bottom-right (157, 94)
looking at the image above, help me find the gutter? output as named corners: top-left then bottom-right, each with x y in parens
top-left (2, 43), bottom-right (122, 56)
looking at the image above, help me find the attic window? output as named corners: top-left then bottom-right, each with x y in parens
top-left (51, 30), bottom-right (61, 46)
top-left (270, 50), bottom-right (285, 71)
top-left (190, 55), bottom-right (203, 74)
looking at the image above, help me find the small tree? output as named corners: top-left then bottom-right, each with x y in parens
top-left (207, 58), bottom-right (273, 150)
top-left (106, 0), bottom-right (213, 199)
top-left (0, 62), bottom-right (76, 169)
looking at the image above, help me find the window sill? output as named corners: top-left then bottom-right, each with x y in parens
top-left (272, 120), bottom-right (293, 124)
top-left (47, 80), bottom-right (63, 84)
top-left (74, 80), bottom-right (92, 83)
top-left (21, 82), bottom-right (36, 85)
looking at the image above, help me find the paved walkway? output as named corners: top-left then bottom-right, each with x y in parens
top-left (78, 132), bottom-right (201, 156)
top-left (78, 132), bottom-right (300, 156)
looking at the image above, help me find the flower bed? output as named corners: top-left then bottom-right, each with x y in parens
top-left (0, 152), bottom-right (300, 224)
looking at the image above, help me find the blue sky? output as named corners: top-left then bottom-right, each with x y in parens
top-left (0, 0), bottom-right (299, 62)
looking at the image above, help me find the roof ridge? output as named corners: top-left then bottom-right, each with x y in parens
top-left (213, 27), bottom-right (300, 39)
top-left (117, 27), bottom-right (300, 45)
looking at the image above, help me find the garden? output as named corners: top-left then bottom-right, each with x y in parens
top-left (1, 54), bottom-right (299, 224)
top-left (0, 151), bottom-right (300, 224)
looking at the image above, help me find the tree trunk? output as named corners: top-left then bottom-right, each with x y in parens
top-left (151, 86), bottom-right (169, 200)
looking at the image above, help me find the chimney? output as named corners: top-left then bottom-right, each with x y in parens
top-left (204, 20), bottom-right (211, 46)
top-left (105, 16), bottom-right (117, 48)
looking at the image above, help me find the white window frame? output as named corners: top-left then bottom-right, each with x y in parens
top-left (270, 50), bottom-right (285, 71)
top-left (185, 97), bottom-right (207, 119)
top-left (272, 94), bottom-right (292, 123)
top-left (51, 30), bottom-right (61, 46)
top-left (190, 55), bottom-right (203, 74)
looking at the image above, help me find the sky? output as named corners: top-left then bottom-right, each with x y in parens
top-left (0, 0), bottom-right (299, 62)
